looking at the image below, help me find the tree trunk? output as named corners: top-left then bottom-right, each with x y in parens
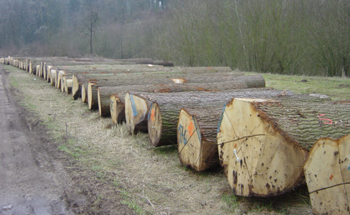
top-left (217, 97), bottom-right (350, 197)
top-left (303, 134), bottom-right (350, 215)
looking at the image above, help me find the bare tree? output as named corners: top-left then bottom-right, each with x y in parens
top-left (82, 2), bottom-right (99, 55)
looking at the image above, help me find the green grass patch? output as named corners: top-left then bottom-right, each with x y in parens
top-left (121, 191), bottom-right (148, 215)
top-left (222, 192), bottom-right (240, 212)
top-left (153, 144), bottom-right (177, 155)
top-left (246, 72), bottom-right (350, 101)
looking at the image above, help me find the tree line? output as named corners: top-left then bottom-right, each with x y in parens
top-left (0, 0), bottom-right (349, 76)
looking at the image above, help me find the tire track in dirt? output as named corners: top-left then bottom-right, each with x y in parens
top-left (0, 66), bottom-right (74, 215)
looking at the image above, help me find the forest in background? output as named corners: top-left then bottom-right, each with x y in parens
top-left (0, 0), bottom-right (349, 76)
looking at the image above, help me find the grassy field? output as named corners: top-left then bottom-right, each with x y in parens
top-left (246, 72), bottom-right (350, 101)
top-left (5, 65), bottom-right (349, 214)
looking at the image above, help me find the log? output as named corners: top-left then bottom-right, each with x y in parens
top-left (152, 60), bottom-right (174, 67)
top-left (98, 87), bottom-right (126, 117)
top-left (97, 76), bottom-right (263, 118)
top-left (56, 70), bottom-right (67, 89)
top-left (61, 76), bottom-right (73, 94)
top-left (177, 109), bottom-right (220, 171)
top-left (126, 89), bottom-right (293, 147)
top-left (125, 92), bottom-right (151, 133)
top-left (50, 69), bottom-right (57, 86)
top-left (303, 134), bottom-right (350, 215)
top-left (88, 71), bottom-right (249, 110)
top-left (110, 93), bottom-right (126, 124)
top-left (46, 65), bottom-right (52, 82)
top-left (72, 67), bottom-right (244, 99)
top-left (81, 84), bottom-right (88, 103)
top-left (217, 97), bottom-right (350, 197)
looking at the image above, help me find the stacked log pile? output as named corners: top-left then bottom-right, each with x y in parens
top-left (3, 56), bottom-right (350, 215)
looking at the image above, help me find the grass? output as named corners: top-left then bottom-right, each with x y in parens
top-left (121, 191), bottom-right (148, 215)
top-left (245, 72), bottom-right (350, 101)
top-left (222, 192), bottom-right (240, 211)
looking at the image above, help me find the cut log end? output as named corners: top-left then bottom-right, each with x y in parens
top-left (81, 85), bottom-right (87, 103)
top-left (304, 134), bottom-right (350, 215)
top-left (125, 93), bottom-right (149, 134)
top-left (177, 109), bottom-right (219, 172)
top-left (147, 103), bottom-right (163, 147)
top-left (217, 98), bottom-right (308, 197)
top-left (88, 82), bottom-right (98, 109)
top-left (110, 94), bottom-right (125, 124)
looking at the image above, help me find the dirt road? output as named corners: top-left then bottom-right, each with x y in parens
top-left (0, 66), bottom-right (74, 215)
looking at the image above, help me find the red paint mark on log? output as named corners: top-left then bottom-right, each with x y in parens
top-left (188, 120), bottom-right (195, 136)
top-left (329, 174), bottom-right (334, 180)
top-left (150, 109), bottom-right (155, 122)
top-left (318, 114), bottom-right (333, 125)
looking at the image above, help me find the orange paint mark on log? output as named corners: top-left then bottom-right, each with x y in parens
top-left (188, 119), bottom-right (195, 136)
top-left (158, 88), bottom-right (171, 93)
top-left (329, 174), bottom-right (334, 180)
top-left (234, 143), bottom-right (237, 148)
top-left (150, 109), bottom-right (155, 121)
top-left (196, 87), bottom-right (206, 91)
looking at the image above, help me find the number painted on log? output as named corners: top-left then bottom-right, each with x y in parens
top-left (178, 125), bottom-right (187, 145)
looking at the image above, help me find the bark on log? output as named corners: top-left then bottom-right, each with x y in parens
top-left (98, 87), bottom-right (126, 117)
top-left (304, 134), bottom-right (350, 215)
top-left (217, 97), bottom-right (350, 197)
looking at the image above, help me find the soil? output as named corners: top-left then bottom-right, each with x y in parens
top-left (0, 64), bottom-right (314, 215)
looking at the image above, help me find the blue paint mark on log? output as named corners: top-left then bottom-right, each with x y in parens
top-left (130, 93), bottom-right (138, 116)
top-left (178, 125), bottom-right (187, 145)
top-left (348, 166), bottom-right (350, 170)
top-left (147, 103), bottom-right (153, 120)
top-left (217, 104), bottom-right (226, 133)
